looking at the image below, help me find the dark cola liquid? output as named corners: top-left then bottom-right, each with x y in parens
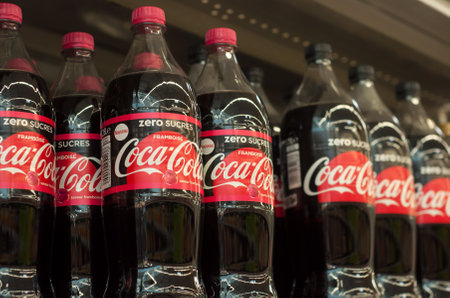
top-left (272, 134), bottom-right (293, 297)
top-left (197, 91), bottom-right (275, 297)
top-left (281, 103), bottom-right (375, 297)
top-left (102, 72), bottom-right (202, 296)
top-left (51, 94), bottom-right (106, 297)
top-left (418, 224), bottom-right (450, 280)
top-left (374, 215), bottom-right (414, 274)
top-left (0, 70), bottom-right (54, 296)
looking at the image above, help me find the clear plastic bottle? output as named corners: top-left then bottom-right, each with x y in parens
top-left (281, 44), bottom-right (379, 297)
top-left (0, 3), bottom-right (54, 297)
top-left (394, 82), bottom-right (450, 297)
top-left (349, 65), bottom-right (420, 297)
top-left (187, 44), bottom-right (206, 84)
top-left (101, 6), bottom-right (204, 296)
top-left (196, 28), bottom-right (276, 297)
top-left (51, 32), bottom-right (107, 298)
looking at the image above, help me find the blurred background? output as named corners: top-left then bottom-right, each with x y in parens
top-left (9, 0), bottom-right (450, 132)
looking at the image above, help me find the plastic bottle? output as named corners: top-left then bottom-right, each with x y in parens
top-left (281, 44), bottom-right (379, 297)
top-left (51, 32), bottom-right (107, 297)
top-left (394, 82), bottom-right (450, 297)
top-left (101, 6), bottom-right (204, 296)
top-left (349, 65), bottom-right (419, 297)
top-left (0, 3), bottom-right (55, 297)
top-left (196, 27), bottom-right (276, 297)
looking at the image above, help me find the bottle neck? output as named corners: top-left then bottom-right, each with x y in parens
top-left (0, 21), bottom-right (39, 74)
top-left (349, 80), bottom-right (394, 123)
top-left (63, 49), bottom-right (94, 62)
top-left (395, 96), bottom-right (436, 136)
top-left (195, 44), bottom-right (254, 95)
top-left (0, 21), bottom-right (19, 36)
top-left (114, 23), bottom-right (184, 78)
top-left (52, 49), bottom-right (104, 98)
top-left (286, 59), bottom-right (354, 111)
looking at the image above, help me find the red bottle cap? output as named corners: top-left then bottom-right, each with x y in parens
top-left (0, 3), bottom-right (22, 24)
top-left (133, 52), bottom-right (163, 71)
top-left (62, 32), bottom-right (94, 51)
top-left (75, 75), bottom-right (103, 93)
top-left (205, 28), bottom-right (237, 46)
top-left (6, 58), bottom-right (34, 73)
top-left (131, 6), bottom-right (165, 26)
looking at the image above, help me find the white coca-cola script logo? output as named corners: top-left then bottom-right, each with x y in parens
top-left (201, 147), bottom-right (274, 203)
top-left (374, 166), bottom-right (415, 215)
top-left (204, 152), bottom-right (273, 191)
top-left (56, 156), bottom-right (101, 193)
top-left (303, 151), bottom-right (374, 203)
top-left (416, 179), bottom-right (450, 219)
top-left (0, 133), bottom-right (55, 187)
top-left (113, 131), bottom-right (202, 189)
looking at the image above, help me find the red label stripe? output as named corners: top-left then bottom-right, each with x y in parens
top-left (0, 182), bottom-right (55, 196)
top-left (0, 111), bottom-right (55, 127)
top-left (102, 112), bottom-right (201, 129)
top-left (55, 133), bottom-right (102, 141)
top-left (203, 195), bottom-right (274, 205)
top-left (201, 129), bottom-right (272, 142)
top-left (103, 182), bottom-right (204, 196)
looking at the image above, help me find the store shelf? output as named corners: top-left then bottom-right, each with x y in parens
top-left (111, 0), bottom-right (450, 107)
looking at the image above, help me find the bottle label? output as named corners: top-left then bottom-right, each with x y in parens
top-left (374, 166), bottom-right (415, 214)
top-left (286, 143), bottom-right (301, 190)
top-left (201, 129), bottom-right (274, 205)
top-left (369, 121), bottom-right (416, 215)
top-left (416, 178), bottom-right (450, 224)
top-left (283, 104), bottom-right (374, 206)
top-left (101, 112), bottom-right (202, 196)
top-left (0, 111), bottom-right (55, 195)
top-left (411, 134), bottom-right (450, 224)
top-left (55, 133), bottom-right (102, 206)
top-left (303, 151), bottom-right (374, 203)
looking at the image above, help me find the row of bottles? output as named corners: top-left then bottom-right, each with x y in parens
top-left (245, 44), bottom-right (449, 296)
top-left (0, 2), bottom-right (448, 297)
top-left (0, 3), bottom-right (274, 297)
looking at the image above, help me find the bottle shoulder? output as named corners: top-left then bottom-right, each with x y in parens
top-left (0, 70), bottom-right (53, 116)
top-left (197, 90), bottom-right (271, 133)
top-left (282, 102), bottom-right (368, 135)
top-left (53, 94), bottom-right (101, 134)
top-left (102, 71), bottom-right (198, 119)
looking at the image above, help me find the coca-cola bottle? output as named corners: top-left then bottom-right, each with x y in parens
top-left (281, 44), bottom-right (379, 297)
top-left (246, 66), bottom-right (293, 297)
top-left (101, 6), bottom-right (204, 296)
top-left (50, 32), bottom-right (107, 297)
top-left (196, 28), bottom-right (276, 296)
top-left (394, 82), bottom-right (450, 297)
top-left (348, 65), bottom-right (419, 296)
top-left (0, 3), bottom-right (55, 297)
top-left (187, 44), bottom-right (206, 83)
